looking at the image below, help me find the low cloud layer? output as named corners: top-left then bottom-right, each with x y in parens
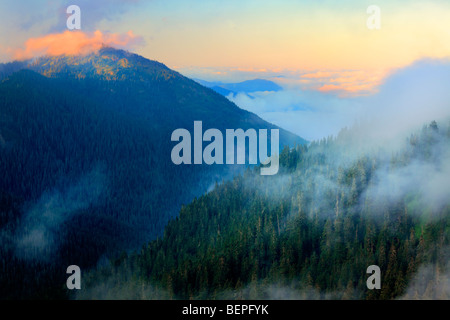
top-left (399, 247), bottom-right (449, 300)
top-left (227, 59), bottom-right (450, 142)
top-left (228, 89), bottom-right (361, 141)
top-left (14, 168), bottom-right (106, 261)
top-left (364, 154), bottom-right (450, 217)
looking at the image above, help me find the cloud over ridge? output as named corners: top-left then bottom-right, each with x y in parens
top-left (13, 30), bottom-right (144, 60)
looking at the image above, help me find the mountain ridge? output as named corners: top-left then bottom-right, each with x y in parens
top-left (0, 47), bottom-right (305, 146)
top-left (195, 78), bottom-right (282, 98)
top-left (0, 47), bottom-right (306, 299)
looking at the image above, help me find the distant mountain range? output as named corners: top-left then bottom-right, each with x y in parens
top-left (194, 78), bottom-right (282, 97)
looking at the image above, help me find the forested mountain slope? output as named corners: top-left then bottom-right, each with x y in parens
top-left (0, 48), bottom-right (305, 299)
top-left (79, 121), bottom-right (449, 300)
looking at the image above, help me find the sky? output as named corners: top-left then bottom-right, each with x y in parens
top-left (1, 0), bottom-right (450, 140)
top-left (2, 1), bottom-right (450, 72)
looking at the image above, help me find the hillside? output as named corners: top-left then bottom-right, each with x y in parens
top-left (79, 121), bottom-right (449, 300)
top-left (0, 48), bottom-right (306, 299)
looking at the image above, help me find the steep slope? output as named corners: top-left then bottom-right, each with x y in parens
top-left (80, 122), bottom-right (449, 300)
top-left (0, 47), bottom-right (306, 298)
top-left (6, 48), bottom-right (303, 144)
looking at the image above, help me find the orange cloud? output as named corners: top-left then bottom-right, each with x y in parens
top-left (13, 30), bottom-right (143, 60)
top-left (318, 82), bottom-right (379, 95)
top-left (318, 84), bottom-right (342, 92)
top-left (301, 71), bottom-right (334, 79)
top-left (302, 69), bottom-right (387, 96)
top-left (298, 70), bottom-right (385, 95)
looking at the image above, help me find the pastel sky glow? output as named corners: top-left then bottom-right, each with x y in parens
top-left (1, 0), bottom-right (450, 140)
top-left (2, 1), bottom-right (450, 71)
